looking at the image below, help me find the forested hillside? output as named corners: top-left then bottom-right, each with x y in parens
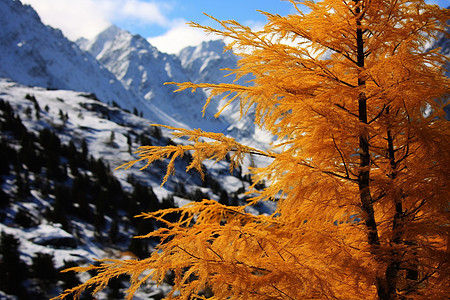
top-left (0, 80), bottom-right (263, 299)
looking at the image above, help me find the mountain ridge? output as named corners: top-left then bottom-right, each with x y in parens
top-left (78, 25), bottom-right (236, 133)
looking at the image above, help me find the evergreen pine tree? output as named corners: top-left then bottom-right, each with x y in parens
top-left (32, 252), bottom-right (58, 283)
top-left (0, 232), bottom-right (28, 296)
top-left (59, 261), bottom-right (81, 291)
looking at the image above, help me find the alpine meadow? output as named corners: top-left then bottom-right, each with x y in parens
top-left (55, 0), bottom-right (450, 299)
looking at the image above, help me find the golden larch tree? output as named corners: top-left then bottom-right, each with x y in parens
top-left (55, 0), bottom-right (449, 299)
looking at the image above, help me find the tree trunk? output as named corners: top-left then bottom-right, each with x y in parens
top-left (354, 3), bottom-right (395, 299)
top-left (355, 0), bottom-right (379, 249)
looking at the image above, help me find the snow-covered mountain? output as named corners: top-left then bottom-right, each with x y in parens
top-left (179, 39), bottom-right (248, 85)
top-left (78, 25), bottom-right (273, 146)
top-left (0, 0), bottom-right (150, 115)
top-left (0, 0), bottom-right (267, 143)
top-left (78, 26), bottom-right (231, 132)
top-left (178, 40), bottom-right (259, 139)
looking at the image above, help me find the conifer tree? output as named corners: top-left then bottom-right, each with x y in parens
top-left (0, 232), bottom-right (28, 296)
top-left (56, 1), bottom-right (449, 299)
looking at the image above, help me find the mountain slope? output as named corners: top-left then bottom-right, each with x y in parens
top-left (179, 39), bottom-right (252, 85)
top-left (0, 78), bottom-right (265, 298)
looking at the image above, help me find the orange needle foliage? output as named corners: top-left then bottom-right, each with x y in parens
top-left (54, 0), bottom-right (449, 299)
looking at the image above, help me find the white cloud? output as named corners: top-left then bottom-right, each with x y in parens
top-left (22, 0), bottom-right (111, 40)
top-left (119, 0), bottom-right (171, 25)
top-left (21, 0), bottom-right (173, 40)
top-left (147, 22), bottom-right (218, 54)
top-left (242, 20), bottom-right (265, 32)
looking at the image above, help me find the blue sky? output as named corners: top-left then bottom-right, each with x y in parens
top-left (22, 0), bottom-right (449, 54)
